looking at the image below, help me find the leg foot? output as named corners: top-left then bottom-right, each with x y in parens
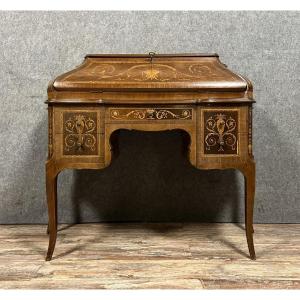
top-left (246, 227), bottom-right (256, 260)
top-left (46, 229), bottom-right (57, 261)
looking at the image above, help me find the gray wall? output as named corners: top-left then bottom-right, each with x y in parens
top-left (0, 11), bottom-right (299, 224)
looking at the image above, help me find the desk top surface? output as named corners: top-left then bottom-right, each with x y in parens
top-left (48, 54), bottom-right (253, 104)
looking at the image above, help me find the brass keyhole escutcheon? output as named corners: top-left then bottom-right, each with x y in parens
top-left (148, 51), bottom-right (156, 64)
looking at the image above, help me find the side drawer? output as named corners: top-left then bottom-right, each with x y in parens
top-left (52, 106), bottom-right (104, 159)
top-left (203, 108), bottom-right (239, 155)
top-left (197, 106), bottom-right (250, 163)
top-left (62, 111), bottom-right (98, 156)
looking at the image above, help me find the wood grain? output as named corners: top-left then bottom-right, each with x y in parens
top-left (0, 223), bottom-right (299, 289)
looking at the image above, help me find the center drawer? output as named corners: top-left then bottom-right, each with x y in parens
top-left (106, 107), bottom-right (195, 122)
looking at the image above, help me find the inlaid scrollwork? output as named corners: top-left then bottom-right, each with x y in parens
top-left (72, 61), bottom-right (231, 83)
top-left (63, 112), bottom-right (98, 155)
top-left (110, 108), bottom-right (192, 120)
top-left (204, 111), bottom-right (238, 154)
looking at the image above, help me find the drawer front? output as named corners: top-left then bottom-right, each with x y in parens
top-left (53, 107), bottom-right (103, 158)
top-left (63, 111), bottom-right (98, 156)
top-left (203, 109), bottom-right (239, 155)
top-left (108, 107), bottom-right (193, 121)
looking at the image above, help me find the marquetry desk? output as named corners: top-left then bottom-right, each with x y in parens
top-left (46, 53), bottom-right (256, 261)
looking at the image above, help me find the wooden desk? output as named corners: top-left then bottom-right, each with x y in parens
top-left (46, 53), bottom-right (256, 261)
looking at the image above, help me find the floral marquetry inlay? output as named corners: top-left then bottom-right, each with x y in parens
top-left (204, 110), bottom-right (238, 155)
top-left (63, 112), bottom-right (98, 155)
top-left (60, 61), bottom-right (237, 84)
top-left (110, 108), bottom-right (192, 121)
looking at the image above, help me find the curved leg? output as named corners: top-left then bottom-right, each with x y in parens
top-left (46, 178), bottom-right (57, 236)
top-left (244, 178), bottom-right (254, 234)
top-left (45, 162), bottom-right (59, 261)
top-left (243, 162), bottom-right (256, 260)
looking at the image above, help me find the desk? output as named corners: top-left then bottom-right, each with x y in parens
top-left (46, 53), bottom-right (256, 261)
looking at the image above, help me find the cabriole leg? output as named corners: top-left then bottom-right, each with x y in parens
top-left (243, 162), bottom-right (256, 260)
top-left (45, 163), bottom-right (59, 261)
